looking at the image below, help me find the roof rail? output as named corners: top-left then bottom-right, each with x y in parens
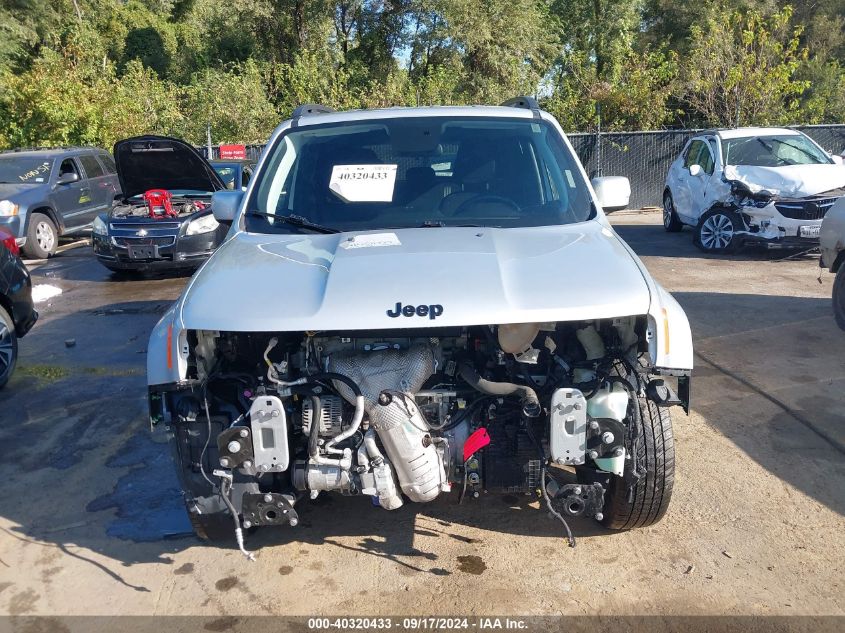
top-left (500, 96), bottom-right (541, 117)
top-left (2, 146), bottom-right (89, 153)
top-left (292, 104), bottom-right (336, 118)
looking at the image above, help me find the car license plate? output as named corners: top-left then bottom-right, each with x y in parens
top-left (128, 244), bottom-right (159, 260)
top-left (799, 225), bottom-right (821, 238)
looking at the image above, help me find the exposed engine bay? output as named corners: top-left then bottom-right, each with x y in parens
top-left (150, 318), bottom-right (689, 557)
top-left (111, 192), bottom-right (208, 219)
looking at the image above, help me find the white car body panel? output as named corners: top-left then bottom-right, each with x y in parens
top-left (723, 164), bottom-right (845, 197)
top-left (148, 106), bottom-right (694, 385)
top-left (820, 196), bottom-right (845, 270)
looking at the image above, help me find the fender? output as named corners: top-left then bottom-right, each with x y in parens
top-left (647, 282), bottom-right (694, 372)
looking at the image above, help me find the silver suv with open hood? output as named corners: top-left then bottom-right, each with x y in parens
top-left (147, 99), bottom-right (693, 555)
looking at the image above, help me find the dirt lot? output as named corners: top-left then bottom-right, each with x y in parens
top-left (0, 212), bottom-right (843, 619)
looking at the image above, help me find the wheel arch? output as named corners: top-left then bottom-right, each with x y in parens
top-left (26, 205), bottom-right (63, 236)
top-left (0, 293), bottom-right (14, 325)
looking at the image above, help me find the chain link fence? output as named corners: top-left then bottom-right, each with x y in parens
top-left (199, 124), bottom-right (845, 210)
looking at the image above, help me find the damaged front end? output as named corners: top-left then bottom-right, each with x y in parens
top-left (711, 176), bottom-right (842, 249)
top-left (149, 314), bottom-right (691, 556)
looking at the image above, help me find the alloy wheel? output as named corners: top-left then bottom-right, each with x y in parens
top-left (699, 213), bottom-right (734, 250)
top-left (663, 197), bottom-right (673, 228)
top-left (36, 221), bottom-right (55, 253)
top-left (0, 322), bottom-right (13, 378)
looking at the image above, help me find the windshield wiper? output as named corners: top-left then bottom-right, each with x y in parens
top-left (245, 211), bottom-right (340, 234)
top-left (755, 137), bottom-right (775, 152)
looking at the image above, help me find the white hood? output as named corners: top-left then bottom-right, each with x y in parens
top-left (724, 163), bottom-right (845, 197)
top-left (176, 221), bottom-right (652, 332)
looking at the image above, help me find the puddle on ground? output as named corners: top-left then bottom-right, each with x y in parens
top-left (456, 555), bottom-right (486, 575)
top-left (86, 433), bottom-right (192, 541)
top-left (215, 577), bottom-right (238, 591)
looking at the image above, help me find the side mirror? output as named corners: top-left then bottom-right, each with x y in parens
top-left (56, 172), bottom-right (80, 185)
top-left (832, 155), bottom-right (843, 165)
top-left (211, 190), bottom-right (244, 224)
top-left (688, 164), bottom-right (702, 177)
top-left (592, 176), bottom-right (631, 213)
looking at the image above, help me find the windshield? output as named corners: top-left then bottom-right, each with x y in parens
top-left (0, 156), bottom-right (53, 184)
top-left (721, 134), bottom-right (831, 167)
top-left (213, 164), bottom-right (238, 190)
top-left (245, 117), bottom-right (592, 232)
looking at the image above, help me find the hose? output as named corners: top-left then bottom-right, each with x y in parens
top-left (458, 362), bottom-right (541, 417)
top-left (523, 415), bottom-right (575, 548)
top-left (363, 429), bottom-right (385, 465)
top-left (264, 337), bottom-right (309, 388)
top-left (218, 475), bottom-right (256, 561)
top-left (308, 395), bottom-right (322, 459)
top-left (310, 372), bottom-right (365, 454)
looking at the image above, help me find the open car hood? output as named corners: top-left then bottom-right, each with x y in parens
top-left (113, 135), bottom-right (225, 199)
top-left (724, 163), bottom-right (845, 197)
top-left (177, 222), bottom-right (653, 332)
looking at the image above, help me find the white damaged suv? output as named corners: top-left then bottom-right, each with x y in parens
top-left (147, 99), bottom-right (693, 553)
top-left (663, 127), bottom-right (845, 252)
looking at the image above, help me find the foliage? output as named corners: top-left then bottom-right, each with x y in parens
top-left (680, 6), bottom-right (808, 127)
top-left (0, 0), bottom-right (844, 150)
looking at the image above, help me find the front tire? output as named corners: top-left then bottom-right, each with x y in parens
top-left (663, 192), bottom-right (683, 232)
top-left (0, 305), bottom-right (19, 390)
top-left (833, 266), bottom-right (845, 331)
top-left (22, 213), bottom-right (58, 259)
top-left (601, 396), bottom-right (675, 530)
top-left (695, 208), bottom-right (741, 253)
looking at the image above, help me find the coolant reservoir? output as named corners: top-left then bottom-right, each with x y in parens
top-left (588, 382), bottom-right (630, 476)
top-left (587, 382), bottom-right (629, 422)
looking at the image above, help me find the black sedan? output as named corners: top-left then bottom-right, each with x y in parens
top-left (92, 136), bottom-right (229, 273)
top-left (0, 227), bottom-right (37, 388)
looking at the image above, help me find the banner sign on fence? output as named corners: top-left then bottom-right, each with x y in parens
top-left (219, 144), bottom-right (247, 160)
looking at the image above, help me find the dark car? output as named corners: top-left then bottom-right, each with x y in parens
top-left (91, 136), bottom-right (228, 273)
top-left (210, 160), bottom-right (255, 191)
top-left (0, 147), bottom-right (121, 259)
top-left (0, 227), bottom-right (38, 388)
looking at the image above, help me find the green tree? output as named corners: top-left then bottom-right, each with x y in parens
top-left (180, 61), bottom-right (279, 144)
top-left (552, 0), bottom-right (644, 81)
top-left (679, 6), bottom-right (809, 127)
top-left (434, 0), bottom-right (556, 102)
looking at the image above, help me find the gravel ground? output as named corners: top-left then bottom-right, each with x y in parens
top-left (0, 213), bottom-right (842, 620)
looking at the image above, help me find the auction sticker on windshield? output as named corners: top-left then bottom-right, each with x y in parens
top-left (339, 232), bottom-right (402, 249)
top-left (329, 164), bottom-right (397, 202)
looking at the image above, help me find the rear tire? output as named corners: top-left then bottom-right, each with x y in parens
top-left (833, 266), bottom-right (845, 331)
top-left (22, 213), bottom-right (58, 259)
top-left (601, 396), bottom-right (675, 530)
top-left (663, 192), bottom-right (683, 232)
top-left (0, 305), bottom-right (18, 389)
